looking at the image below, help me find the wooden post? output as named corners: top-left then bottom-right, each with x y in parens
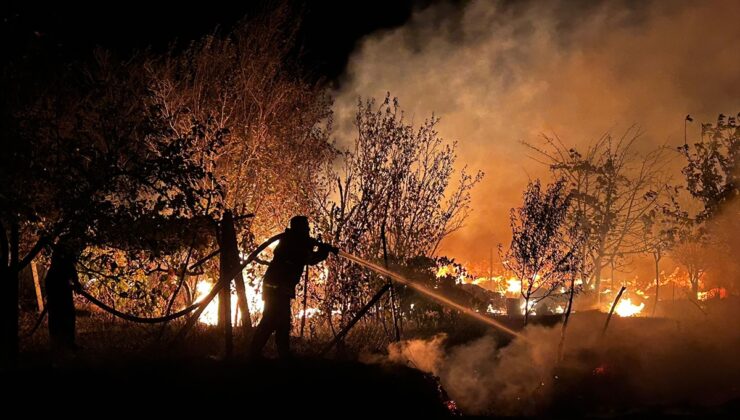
top-left (31, 262), bottom-right (44, 312)
top-left (1, 220), bottom-right (20, 366)
top-left (221, 211), bottom-right (252, 332)
top-left (557, 276), bottom-right (577, 362)
top-left (218, 214), bottom-right (234, 358)
top-left (170, 232), bottom-right (282, 347)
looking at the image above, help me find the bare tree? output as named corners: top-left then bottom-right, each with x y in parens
top-left (502, 179), bottom-right (583, 326)
top-left (143, 7), bottom-right (334, 327)
top-left (312, 95), bottom-right (482, 341)
top-left (526, 130), bottom-right (670, 304)
top-left (672, 239), bottom-right (708, 302)
top-left (640, 185), bottom-right (686, 314)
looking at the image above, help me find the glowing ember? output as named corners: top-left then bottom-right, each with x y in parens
top-left (444, 400), bottom-right (461, 415)
top-left (437, 263), bottom-right (468, 284)
top-left (593, 364), bottom-right (609, 376)
top-left (436, 265), bottom-right (452, 278)
top-left (698, 288), bottom-right (727, 301)
top-left (614, 298), bottom-right (645, 317)
top-left (486, 304), bottom-right (505, 315)
top-left (635, 289), bottom-right (650, 299)
top-left (506, 279), bottom-right (521, 295)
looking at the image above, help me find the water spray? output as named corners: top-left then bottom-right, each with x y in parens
top-left (338, 250), bottom-right (526, 341)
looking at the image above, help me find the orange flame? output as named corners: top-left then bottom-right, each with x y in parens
top-left (614, 298), bottom-right (644, 317)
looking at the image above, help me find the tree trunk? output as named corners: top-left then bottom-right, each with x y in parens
top-left (523, 296), bottom-right (530, 326)
top-left (652, 253), bottom-right (660, 316)
top-left (690, 275), bottom-right (699, 302)
top-left (558, 277), bottom-right (576, 361)
top-left (217, 212), bottom-right (243, 358)
top-left (593, 257), bottom-right (602, 306)
top-left (46, 245), bottom-right (78, 352)
top-left (0, 267), bottom-right (19, 367)
top-left (217, 257), bottom-right (233, 358)
top-left (1, 220), bottom-right (19, 367)
top-left (380, 223), bottom-right (400, 342)
top-left (610, 262), bottom-right (616, 291)
top-left (219, 211), bottom-right (252, 333)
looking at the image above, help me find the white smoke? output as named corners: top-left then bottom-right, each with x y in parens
top-left (367, 303), bottom-right (740, 415)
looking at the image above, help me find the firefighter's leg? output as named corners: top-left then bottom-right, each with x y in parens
top-left (249, 293), bottom-right (277, 357)
top-left (275, 295), bottom-right (292, 359)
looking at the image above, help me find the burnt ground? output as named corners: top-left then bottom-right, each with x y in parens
top-left (2, 357), bottom-right (453, 417)
top-left (9, 311), bottom-right (458, 416)
top-left (8, 301), bottom-right (740, 417)
top-left (5, 354), bottom-right (738, 418)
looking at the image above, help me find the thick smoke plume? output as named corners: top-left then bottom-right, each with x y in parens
top-left (334, 0), bottom-right (740, 265)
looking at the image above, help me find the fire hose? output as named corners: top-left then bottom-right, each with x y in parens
top-left (75, 233), bottom-right (284, 324)
top-left (77, 234), bottom-right (524, 341)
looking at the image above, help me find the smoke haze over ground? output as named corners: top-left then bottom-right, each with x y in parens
top-left (369, 300), bottom-right (740, 415)
top-left (334, 0), bottom-right (740, 265)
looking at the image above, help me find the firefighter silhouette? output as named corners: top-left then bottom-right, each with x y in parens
top-left (46, 239), bottom-right (82, 354)
top-left (249, 215), bottom-right (337, 359)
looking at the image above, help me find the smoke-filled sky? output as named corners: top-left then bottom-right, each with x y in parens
top-left (8, 0), bottom-right (738, 268)
top-left (334, 0), bottom-right (740, 267)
